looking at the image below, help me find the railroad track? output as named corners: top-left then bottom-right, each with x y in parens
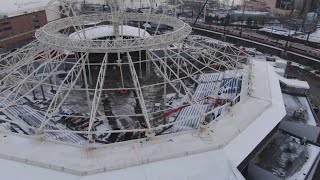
top-left (192, 25), bottom-right (320, 64)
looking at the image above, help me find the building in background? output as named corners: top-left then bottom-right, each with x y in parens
top-left (242, 0), bottom-right (268, 12)
top-left (261, 0), bottom-right (317, 16)
top-left (294, 0), bottom-right (318, 12)
top-left (0, 11), bottom-right (47, 48)
top-left (0, 0), bottom-right (61, 49)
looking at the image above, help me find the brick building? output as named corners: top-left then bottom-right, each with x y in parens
top-left (0, 11), bottom-right (48, 48)
top-left (0, 0), bottom-right (61, 49)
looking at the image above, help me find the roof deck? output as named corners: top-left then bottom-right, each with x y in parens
top-left (0, 60), bottom-right (286, 179)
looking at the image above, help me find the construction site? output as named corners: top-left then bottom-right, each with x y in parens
top-left (0, 1), bottom-right (319, 179)
top-left (0, 0), bottom-right (249, 145)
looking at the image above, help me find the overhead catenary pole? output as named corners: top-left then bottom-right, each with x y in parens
top-left (192, 0), bottom-right (210, 27)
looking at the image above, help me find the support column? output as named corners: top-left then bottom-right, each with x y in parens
top-left (81, 53), bottom-right (92, 110)
top-left (139, 50), bottom-right (143, 78)
top-left (146, 51), bottom-right (151, 77)
top-left (110, 0), bottom-right (125, 38)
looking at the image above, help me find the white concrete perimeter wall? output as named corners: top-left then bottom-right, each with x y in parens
top-left (224, 63), bottom-right (286, 166)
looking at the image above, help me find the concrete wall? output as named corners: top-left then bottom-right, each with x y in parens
top-left (247, 163), bottom-right (282, 180)
top-left (279, 121), bottom-right (320, 143)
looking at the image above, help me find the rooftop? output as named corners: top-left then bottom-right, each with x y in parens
top-left (0, 60), bottom-right (286, 179)
top-left (0, 1), bottom-right (298, 178)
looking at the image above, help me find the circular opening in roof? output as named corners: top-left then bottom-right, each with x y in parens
top-left (69, 25), bottom-right (151, 40)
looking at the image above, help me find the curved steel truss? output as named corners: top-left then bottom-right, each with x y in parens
top-left (0, 0), bottom-right (251, 146)
top-left (36, 13), bottom-right (192, 53)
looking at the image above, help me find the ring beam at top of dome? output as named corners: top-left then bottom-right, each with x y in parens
top-left (35, 13), bottom-right (192, 53)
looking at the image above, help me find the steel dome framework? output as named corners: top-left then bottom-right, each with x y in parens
top-left (0, 0), bottom-right (251, 146)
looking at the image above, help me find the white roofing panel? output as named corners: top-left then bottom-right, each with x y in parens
top-left (194, 83), bottom-right (217, 99)
top-left (198, 72), bottom-right (222, 83)
top-left (171, 104), bottom-right (209, 132)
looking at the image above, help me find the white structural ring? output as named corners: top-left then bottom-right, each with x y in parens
top-left (35, 13), bottom-right (192, 53)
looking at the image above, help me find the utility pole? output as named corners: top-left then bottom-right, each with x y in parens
top-left (284, 29), bottom-right (291, 56)
top-left (192, 0), bottom-right (210, 27)
top-left (204, 3), bottom-right (207, 23)
top-left (241, 1), bottom-right (247, 27)
top-left (175, 0), bottom-right (178, 17)
top-left (223, 16), bottom-right (227, 41)
top-left (240, 1), bottom-right (247, 37)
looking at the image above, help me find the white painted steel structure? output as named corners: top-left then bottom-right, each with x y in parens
top-left (36, 13), bottom-right (192, 53)
top-left (0, 0), bottom-right (250, 146)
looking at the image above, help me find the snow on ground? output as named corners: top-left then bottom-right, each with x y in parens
top-left (233, 10), bottom-right (269, 16)
top-left (0, 0), bottom-right (61, 21)
top-left (242, 45), bottom-right (316, 75)
top-left (289, 61), bottom-right (315, 73)
top-left (259, 27), bottom-right (301, 36)
top-left (191, 35), bottom-right (233, 47)
top-left (295, 28), bottom-right (320, 43)
top-left (193, 34), bottom-right (315, 78)
top-left (0, 0), bottom-right (52, 16)
top-left (260, 23), bottom-right (320, 43)
top-left (244, 47), bottom-right (263, 55)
